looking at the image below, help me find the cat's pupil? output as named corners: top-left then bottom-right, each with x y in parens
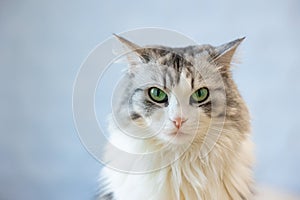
top-left (197, 90), bottom-right (202, 96)
top-left (155, 90), bottom-right (160, 97)
top-left (198, 90), bottom-right (205, 97)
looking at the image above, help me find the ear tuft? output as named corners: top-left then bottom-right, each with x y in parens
top-left (212, 37), bottom-right (245, 69)
top-left (113, 34), bottom-right (152, 65)
top-left (113, 33), bottom-right (141, 51)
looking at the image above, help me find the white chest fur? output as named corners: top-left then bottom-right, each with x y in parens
top-left (100, 134), bottom-right (254, 200)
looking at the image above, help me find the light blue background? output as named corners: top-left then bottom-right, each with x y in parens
top-left (1, 0), bottom-right (300, 199)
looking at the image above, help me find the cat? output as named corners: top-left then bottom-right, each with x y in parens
top-left (98, 35), bottom-right (254, 200)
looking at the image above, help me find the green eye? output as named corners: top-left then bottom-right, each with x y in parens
top-left (191, 87), bottom-right (209, 103)
top-left (149, 87), bottom-right (168, 103)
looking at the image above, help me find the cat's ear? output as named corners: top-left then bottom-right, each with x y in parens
top-left (113, 34), bottom-right (152, 65)
top-left (211, 37), bottom-right (245, 70)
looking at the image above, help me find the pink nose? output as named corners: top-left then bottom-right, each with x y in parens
top-left (172, 117), bottom-right (187, 129)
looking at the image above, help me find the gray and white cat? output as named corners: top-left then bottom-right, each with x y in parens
top-left (98, 35), bottom-right (254, 200)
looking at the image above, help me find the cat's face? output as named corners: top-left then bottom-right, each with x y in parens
top-left (113, 36), bottom-right (248, 146)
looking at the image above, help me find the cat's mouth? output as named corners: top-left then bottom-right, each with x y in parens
top-left (163, 130), bottom-right (194, 144)
top-left (167, 130), bottom-right (189, 137)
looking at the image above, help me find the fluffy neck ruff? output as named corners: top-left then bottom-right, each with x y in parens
top-left (101, 123), bottom-right (254, 200)
top-left (162, 134), bottom-right (254, 200)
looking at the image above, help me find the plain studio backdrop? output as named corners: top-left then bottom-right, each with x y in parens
top-left (0, 0), bottom-right (300, 200)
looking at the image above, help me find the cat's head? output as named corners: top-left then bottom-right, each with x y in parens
top-left (112, 35), bottom-right (249, 146)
